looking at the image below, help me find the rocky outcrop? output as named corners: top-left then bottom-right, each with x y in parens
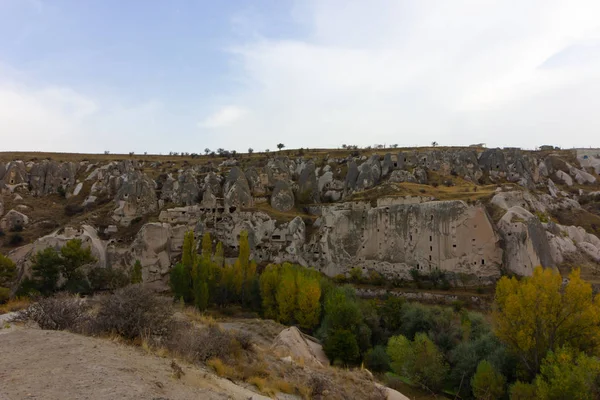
top-left (307, 199), bottom-right (502, 282)
top-left (497, 207), bottom-right (554, 276)
top-left (113, 171), bottom-right (157, 225)
top-left (160, 170), bottom-right (200, 206)
top-left (296, 161), bottom-right (318, 204)
top-left (0, 210), bottom-right (29, 231)
top-left (223, 167), bottom-right (253, 209)
top-left (271, 181), bottom-right (295, 212)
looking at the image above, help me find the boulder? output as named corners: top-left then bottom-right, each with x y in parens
top-left (224, 167), bottom-right (253, 209)
top-left (381, 153), bottom-right (393, 177)
top-left (245, 167), bottom-right (267, 196)
top-left (344, 160), bottom-right (359, 191)
top-left (271, 181), bottom-right (295, 212)
top-left (556, 170), bottom-right (573, 186)
top-left (0, 210), bottom-right (29, 231)
top-left (296, 161), bottom-right (319, 203)
top-left (271, 327), bottom-right (328, 367)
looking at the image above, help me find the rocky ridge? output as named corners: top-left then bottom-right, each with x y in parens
top-left (3, 147), bottom-right (600, 290)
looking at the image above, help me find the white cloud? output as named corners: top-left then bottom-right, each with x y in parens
top-left (198, 105), bottom-right (248, 129)
top-left (209, 0), bottom-right (600, 151)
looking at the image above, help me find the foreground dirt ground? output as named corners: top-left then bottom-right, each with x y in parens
top-left (0, 327), bottom-right (269, 400)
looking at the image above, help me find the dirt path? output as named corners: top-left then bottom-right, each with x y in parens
top-left (0, 327), bottom-right (269, 400)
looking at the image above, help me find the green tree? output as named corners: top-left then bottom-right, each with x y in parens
top-left (31, 247), bottom-right (62, 295)
top-left (169, 262), bottom-right (189, 301)
top-left (494, 267), bottom-right (600, 376)
top-left (213, 241), bottom-right (224, 268)
top-left (325, 329), bottom-right (360, 366)
top-left (237, 231), bottom-right (255, 306)
top-left (509, 381), bottom-right (537, 400)
top-left (471, 360), bottom-right (505, 400)
top-left (387, 333), bottom-right (449, 392)
top-left (534, 347), bottom-right (600, 400)
top-left (60, 239), bottom-right (96, 292)
top-left (364, 345), bottom-right (391, 373)
top-left (131, 260), bottom-right (143, 284)
top-left (0, 253), bottom-right (16, 302)
top-left (192, 256), bottom-right (210, 311)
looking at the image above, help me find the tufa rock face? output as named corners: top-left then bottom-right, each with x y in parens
top-left (307, 199), bottom-right (502, 282)
top-left (296, 161), bottom-right (319, 204)
top-left (497, 207), bottom-right (554, 276)
top-left (113, 172), bottom-right (157, 226)
top-left (271, 181), bottom-right (295, 212)
top-left (223, 167), bottom-right (253, 209)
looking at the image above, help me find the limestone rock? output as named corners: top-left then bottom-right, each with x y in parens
top-left (224, 167), bottom-right (253, 209)
top-left (266, 159), bottom-right (290, 187)
top-left (497, 207), bottom-right (554, 276)
top-left (160, 170), bottom-right (200, 206)
top-left (0, 210), bottom-right (29, 231)
top-left (308, 200), bottom-right (502, 282)
top-left (113, 171), bottom-right (157, 226)
top-left (381, 153), bottom-right (393, 177)
top-left (548, 179), bottom-right (558, 198)
top-left (245, 167), bottom-right (267, 196)
top-left (296, 161), bottom-right (319, 204)
top-left (344, 160), bottom-right (359, 191)
top-left (556, 170), bottom-right (573, 186)
top-left (271, 327), bottom-right (328, 367)
top-left (271, 181), bottom-right (294, 212)
top-left (389, 170), bottom-right (417, 183)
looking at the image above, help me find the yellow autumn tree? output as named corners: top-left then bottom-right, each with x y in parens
top-left (259, 264), bottom-right (280, 320)
top-left (276, 266), bottom-right (297, 324)
top-left (295, 272), bottom-right (321, 330)
top-left (493, 267), bottom-right (600, 376)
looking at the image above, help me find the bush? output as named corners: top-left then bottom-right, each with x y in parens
top-left (10, 224), bottom-right (23, 232)
top-left (166, 323), bottom-right (248, 363)
top-left (64, 204), bottom-right (84, 216)
top-left (0, 287), bottom-right (10, 303)
top-left (92, 285), bottom-right (173, 340)
top-left (364, 345), bottom-right (391, 372)
top-left (15, 293), bottom-right (90, 332)
top-left (8, 233), bottom-right (23, 246)
top-left (88, 267), bottom-right (129, 291)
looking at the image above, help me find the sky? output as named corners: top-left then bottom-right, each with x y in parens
top-left (1, 0), bottom-right (600, 154)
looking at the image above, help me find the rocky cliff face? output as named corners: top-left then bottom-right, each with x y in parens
top-left (3, 147), bottom-right (600, 289)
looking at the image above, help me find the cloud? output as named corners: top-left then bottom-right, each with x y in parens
top-left (198, 105), bottom-right (248, 128)
top-left (208, 0), bottom-right (600, 151)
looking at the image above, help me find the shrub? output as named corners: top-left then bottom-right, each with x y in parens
top-left (15, 293), bottom-right (90, 332)
top-left (9, 224), bottom-right (23, 232)
top-left (8, 233), bottom-right (23, 246)
top-left (0, 287), bottom-right (10, 303)
top-left (92, 285), bottom-right (173, 340)
top-left (88, 267), bottom-right (129, 291)
top-left (64, 204), bottom-right (84, 216)
top-left (166, 323), bottom-right (247, 363)
top-left (471, 360), bottom-right (505, 400)
top-left (364, 345), bottom-right (391, 372)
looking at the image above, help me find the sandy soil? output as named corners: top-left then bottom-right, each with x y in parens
top-left (0, 327), bottom-right (269, 400)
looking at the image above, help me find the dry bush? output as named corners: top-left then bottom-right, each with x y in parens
top-left (166, 323), bottom-right (248, 364)
top-left (14, 293), bottom-right (90, 332)
top-left (0, 296), bottom-right (31, 314)
top-left (207, 358), bottom-right (237, 378)
top-left (92, 284), bottom-right (173, 340)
